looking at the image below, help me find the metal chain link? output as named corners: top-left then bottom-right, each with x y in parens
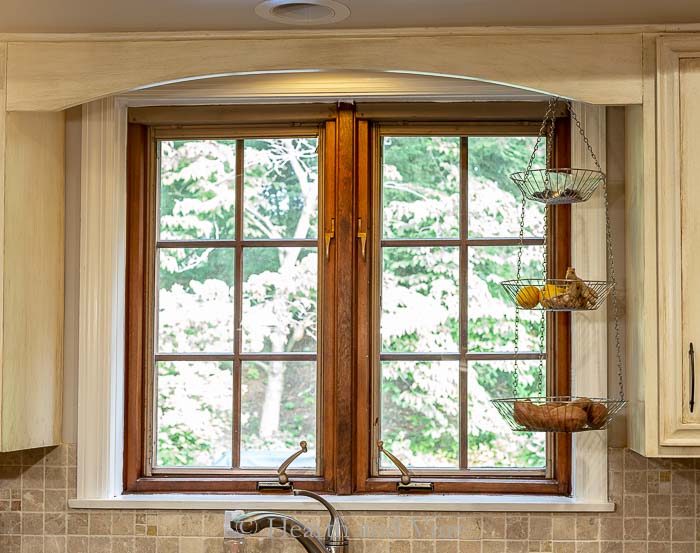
top-left (513, 189), bottom-right (527, 396)
top-left (569, 101), bottom-right (625, 400)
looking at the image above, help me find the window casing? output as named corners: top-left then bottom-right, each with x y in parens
top-left (124, 104), bottom-right (571, 495)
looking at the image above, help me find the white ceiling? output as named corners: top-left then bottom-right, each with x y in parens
top-left (1, 0), bottom-right (699, 33)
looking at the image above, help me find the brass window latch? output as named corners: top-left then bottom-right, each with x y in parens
top-left (257, 440), bottom-right (308, 493)
top-left (325, 218), bottom-right (335, 260)
top-left (377, 440), bottom-right (434, 494)
top-left (357, 217), bottom-right (367, 260)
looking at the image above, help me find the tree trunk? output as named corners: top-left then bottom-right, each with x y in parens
top-left (259, 358), bottom-right (285, 439)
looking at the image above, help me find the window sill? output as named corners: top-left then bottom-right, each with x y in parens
top-left (69, 494), bottom-right (615, 512)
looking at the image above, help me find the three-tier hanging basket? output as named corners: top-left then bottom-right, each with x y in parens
top-left (490, 97), bottom-right (627, 433)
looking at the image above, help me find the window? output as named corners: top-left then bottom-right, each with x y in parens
top-left (125, 104), bottom-right (571, 495)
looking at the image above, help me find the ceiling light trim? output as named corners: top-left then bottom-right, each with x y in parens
top-left (255, 0), bottom-right (350, 26)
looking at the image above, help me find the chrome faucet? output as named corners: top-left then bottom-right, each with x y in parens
top-left (230, 489), bottom-right (348, 553)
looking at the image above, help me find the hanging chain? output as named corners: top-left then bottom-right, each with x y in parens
top-left (569, 101), bottom-right (625, 400)
top-left (512, 190), bottom-right (527, 397)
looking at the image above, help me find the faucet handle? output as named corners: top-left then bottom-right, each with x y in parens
top-left (293, 489), bottom-right (348, 547)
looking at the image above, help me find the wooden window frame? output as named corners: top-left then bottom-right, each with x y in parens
top-left (124, 103), bottom-right (571, 495)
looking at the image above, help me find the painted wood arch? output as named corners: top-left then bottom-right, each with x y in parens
top-left (4, 31), bottom-right (643, 111)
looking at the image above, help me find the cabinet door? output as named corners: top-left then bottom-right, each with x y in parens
top-left (658, 54), bottom-right (700, 445)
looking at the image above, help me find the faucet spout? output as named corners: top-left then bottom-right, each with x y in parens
top-left (231, 512), bottom-right (327, 553)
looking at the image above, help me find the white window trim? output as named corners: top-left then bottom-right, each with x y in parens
top-left (71, 96), bottom-right (612, 512)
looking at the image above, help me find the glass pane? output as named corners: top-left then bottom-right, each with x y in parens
top-left (468, 360), bottom-right (546, 469)
top-left (382, 136), bottom-right (460, 239)
top-left (467, 245), bottom-right (543, 353)
top-left (159, 140), bottom-right (236, 241)
top-left (240, 361), bottom-right (317, 469)
top-left (155, 360), bottom-right (233, 468)
top-left (380, 360), bottom-right (459, 469)
top-left (157, 248), bottom-right (234, 353)
top-left (241, 247), bottom-right (318, 353)
top-left (467, 136), bottom-right (546, 238)
top-left (243, 138), bottom-right (319, 239)
top-left (381, 247), bottom-right (459, 353)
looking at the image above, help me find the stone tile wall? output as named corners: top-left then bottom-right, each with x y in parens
top-left (0, 446), bottom-right (697, 553)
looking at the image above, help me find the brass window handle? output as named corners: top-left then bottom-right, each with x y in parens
top-left (377, 440), bottom-right (433, 493)
top-left (357, 218), bottom-right (367, 260)
top-left (257, 440), bottom-right (308, 492)
top-left (325, 218), bottom-right (335, 260)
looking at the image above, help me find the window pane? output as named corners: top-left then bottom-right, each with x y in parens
top-left (243, 138), bottom-right (319, 239)
top-left (467, 136), bottom-right (545, 238)
top-left (155, 360), bottom-right (233, 468)
top-left (157, 248), bottom-right (234, 353)
top-left (240, 361), bottom-right (317, 469)
top-left (467, 245), bottom-right (543, 353)
top-left (159, 140), bottom-right (236, 241)
top-left (382, 136), bottom-right (460, 239)
top-left (381, 247), bottom-right (459, 353)
top-left (242, 247), bottom-right (318, 353)
top-left (380, 360), bottom-right (459, 469)
top-left (468, 360), bottom-right (546, 468)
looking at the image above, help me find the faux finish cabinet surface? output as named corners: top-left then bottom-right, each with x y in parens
top-left (629, 36), bottom-right (700, 456)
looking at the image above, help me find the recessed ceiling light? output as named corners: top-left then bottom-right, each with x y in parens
top-left (255, 0), bottom-right (350, 26)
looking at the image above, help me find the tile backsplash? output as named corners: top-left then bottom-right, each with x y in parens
top-left (0, 445), bottom-right (697, 553)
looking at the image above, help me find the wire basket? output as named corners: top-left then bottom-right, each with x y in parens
top-left (491, 396), bottom-right (627, 432)
top-left (510, 168), bottom-right (605, 205)
top-left (501, 278), bottom-right (613, 311)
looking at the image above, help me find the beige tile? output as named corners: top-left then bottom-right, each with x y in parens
top-left (64, 446), bottom-right (77, 468)
top-left (623, 472), bottom-right (647, 495)
top-left (599, 543), bottom-right (622, 553)
top-left (647, 494), bottom-right (670, 517)
top-left (607, 449), bottom-right (623, 472)
top-left (21, 536), bottom-right (44, 553)
top-left (552, 517), bottom-right (576, 541)
top-left (0, 452), bottom-right (22, 467)
top-left (180, 514), bottom-right (202, 537)
top-left (575, 516), bottom-right (599, 541)
top-left (21, 449), bottom-right (46, 468)
top-left (506, 516), bottom-right (528, 540)
top-left (599, 518), bottom-right (622, 541)
top-left (505, 541), bottom-right (527, 553)
top-left (135, 537), bottom-right (156, 553)
top-left (670, 471), bottom-right (694, 494)
top-left (622, 545), bottom-right (645, 553)
top-left (622, 494), bottom-right (647, 517)
top-left (44, 490), bottom-right (66, 513)
top-left (623, 450), bottom-right (647, 471)
top-left (482, 541), bottom-right (506, 553)
top-left (459, 541), bottom-right (481, 553)
top-left (157, 513), bottom-right (181, 537)
top-left (552, 543), bottom-right (575, 553)
top-left (670, 495), bottom-right (693, 517)
top-left (155, 537), bottom-right (177, 553)
top-left (179, 537), bottom-right (204, 553)
top-left (89, 513), bottom-right (112, 535)
top-left (21, 466), bottom-right (45, 490)
top-left (648, 518), bottom-right (670, 541)
top-left (44, 448), bottom-right (66, 468)
top-left (670, 518), bottom-right (695, 541)
top-left (112, 537), bottom-right (135, 553)
top-left (412, 516), bottom-right (436, 540)
top-left (575, 543), bottom-right (599, 553)
top-left (483, 515), bottom-right (506, 539)
top-left (670, 545), bottom-right (694, 553)
top-left (648, 543), bottom-right (671, 553)
top-left (201, 512), bottom-right (222, 538)
top-left (66, 513), bottom-right (89, 535)
top-left (435, 516), bottom-right (459, 540)
top-left (44, 468), bottom-right (66, 490)
top-left (436, 541), bottom-right (459, 553)
top-left (66, 536), bottom-right (88, 553)
top-left (529, 517), bottom-right (551, 541)
top-left (0, 512), bottom-right (22, 534)
top-left (113, 513), bottom-right (135, 536)
top-left (203, 538), bottom-right (223, 553)
top-left (0, 535), bottom-right (21, 553)
top-left (44, 512), bottom-right (66, 535)
top-left (89, 536), bottom-right (112, 553)
top-left (388, 539), bottom-right (410, 553)
top-left (459, 516), bottom-right (482, 540)
top-left (21, 490), bottom-right (44, 512)
top-left (623, 518), bottom-right (646, 541)
top-left (22, 513), bottom-right (44, 535)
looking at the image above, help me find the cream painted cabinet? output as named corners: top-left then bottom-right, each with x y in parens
top-left (0, 107), bottom-right (65, 451)
top-left (628, 36), bottom-right (700, 456)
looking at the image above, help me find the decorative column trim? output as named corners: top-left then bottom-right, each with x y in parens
top-left (570, 102), bottom-right (609, 503)
top-left (77, 97), bottom-right (128, 499)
